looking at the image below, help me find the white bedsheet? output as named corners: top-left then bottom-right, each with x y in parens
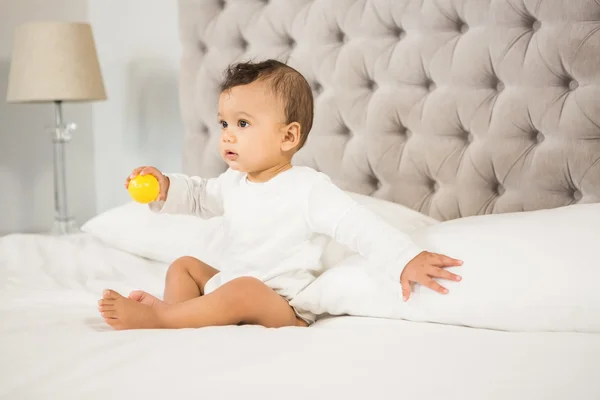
top-left (1, 234), bottom-right (599, 400)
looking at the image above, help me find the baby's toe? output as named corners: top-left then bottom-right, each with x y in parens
top-left (98, 304), bottom-right (115, 312)
top-left (98, 298), bottom-right (114, 307)
top-left (104, 317), bottom-right (121, 330)
top-left (128, 290), bottom-right (145, 302)
top-left (102, 289), bottom-right (123, 300)
top-left (101, 310), bottom-right (118, 319)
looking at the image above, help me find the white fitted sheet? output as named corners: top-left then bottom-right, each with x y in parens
top-left (1, 233), bottom-right (599, 400)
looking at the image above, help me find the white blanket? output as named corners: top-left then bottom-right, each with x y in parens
top-left (1, 233), bottom-right (599, 400)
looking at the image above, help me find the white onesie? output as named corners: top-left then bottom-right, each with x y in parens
top-left (150, 166), bottom-right (423, 324)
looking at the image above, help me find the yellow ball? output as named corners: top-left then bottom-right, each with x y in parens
top-left (128, 174), bottom-right (160, 204)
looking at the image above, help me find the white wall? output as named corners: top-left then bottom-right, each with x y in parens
top-left (0, 0), bottom-right (94, 234)
top-left (0, 0), bottom-right (183, 234)
top-left (88, 0), bottom-right (183, 214)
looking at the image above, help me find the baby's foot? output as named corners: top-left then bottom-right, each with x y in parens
top-left (128, 290), bottom-right (162, 307)
top-left (98, 289), bottom-right (166, 330)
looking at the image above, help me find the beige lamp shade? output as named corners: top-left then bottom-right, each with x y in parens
top-left (6, 22), bottom-right (106, 103)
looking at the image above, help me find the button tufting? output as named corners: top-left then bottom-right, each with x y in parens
top-left (394, 26), bottom-right (405, 39)
top-left (532, 20), bottom-right (541, 31)
top-left (573, 189), bottom-right (582, 201)
top-left (534, 131), bottom-right (544, 143)
top-left (367, 79), bottom-right (377, 91)
top-left (432, 181), bottom-right (440, 192)
top-left (217, 0), bottom-right (226, 9)
top-left (313, 82), bottom-right (322, 94)
top-left (287, 37), bottom-right (296, 47)
top-left (496, 81), bottom-right (505, 92)
top-left (336, 31), bottom-right (346, 43)
top-left (458, 21), bottom-right (468, 33)
top-left (405, 129), bottom-right (413, 138)
top-left (466, 132), bottom-right (474, 143)
top-left (568, 79), bottom-right (579, 90)
top-left (198, 41), bottom-right (207, 53)
top-left (426, 79), bottom-right (436, 91)
top-left (495, 184), bottom-right (505, 196)
top-left (199, 125), bottom-right (209, 135)
top-left (240, 38), bottom-right (248, 50)
top-left (340, 125), bottom-right (351, 135)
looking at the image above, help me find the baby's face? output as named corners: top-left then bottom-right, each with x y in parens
top-left (218, 80), bottom-right (289, 174)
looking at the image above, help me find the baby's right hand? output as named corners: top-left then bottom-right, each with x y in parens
top-left (124, 166), bottom-right (170, 201)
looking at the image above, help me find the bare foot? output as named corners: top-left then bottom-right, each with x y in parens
top-left (98, 289), bottom-right (167, 330)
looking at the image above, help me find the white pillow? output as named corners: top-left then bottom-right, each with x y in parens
top-left (291, 203), bottom-right (600, 333)
top-left (81, 192), bottom-right (438, 267)
top-left (81, 202), bottom-right (226, 266)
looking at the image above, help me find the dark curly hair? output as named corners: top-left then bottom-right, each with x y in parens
top-left (219, 59), bottom-right (314, 149)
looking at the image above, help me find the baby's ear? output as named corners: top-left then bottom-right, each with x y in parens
top-left (280, 122), bottom-right (301, 152)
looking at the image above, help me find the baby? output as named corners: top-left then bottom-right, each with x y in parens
top-left (98, 59), bottom-right (462, 330)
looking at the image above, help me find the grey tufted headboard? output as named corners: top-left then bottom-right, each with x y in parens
top-left (177, 0), bottom-right (600, 220)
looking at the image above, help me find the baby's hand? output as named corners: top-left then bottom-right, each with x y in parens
top-left (124, 166), bottom-right (170, 201)
top-left (400, 251), bottom-right (463, 301)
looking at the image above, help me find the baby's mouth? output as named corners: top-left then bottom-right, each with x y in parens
top-left (225, 150), bottom-right (238, 160)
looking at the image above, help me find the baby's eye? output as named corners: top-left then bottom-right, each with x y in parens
top-left (219, 120), bottom-right (228, 129)
top-left (238, 120), bottom-right (249, 128)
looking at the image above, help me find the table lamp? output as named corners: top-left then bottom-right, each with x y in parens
top-left (6, 22), bottom-right (106, 235)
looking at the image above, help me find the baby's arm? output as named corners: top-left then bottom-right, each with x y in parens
top-left (306, 177), bottom-right (462, 299)
top-left (149, 171), bottom-right (228, 219)
top-left (305, 178), bottom-right (423, 282)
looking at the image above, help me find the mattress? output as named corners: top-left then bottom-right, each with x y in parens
top-left (1, 233), bottom-right (599, 400)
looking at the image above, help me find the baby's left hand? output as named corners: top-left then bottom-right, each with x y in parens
top-left (400, 251), bottom-right (463, 301)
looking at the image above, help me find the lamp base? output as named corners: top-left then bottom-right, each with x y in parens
top-left (52, 217), bottom-right (78, 235)
top-left (51, 101), bottom-right (78, 236)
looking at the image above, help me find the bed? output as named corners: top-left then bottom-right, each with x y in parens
top-left (2, 0), bottom-right (600, 398)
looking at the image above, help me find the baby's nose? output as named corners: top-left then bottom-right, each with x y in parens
top-left (221, 131), bottom-right (236, 143)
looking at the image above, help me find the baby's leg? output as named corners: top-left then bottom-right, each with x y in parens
top-left (161, 277), bottom-right (308, 328)
top-left (163, 256), bottom-right (219, 304)
top-left (99, 277), bottom-right (308, 330)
